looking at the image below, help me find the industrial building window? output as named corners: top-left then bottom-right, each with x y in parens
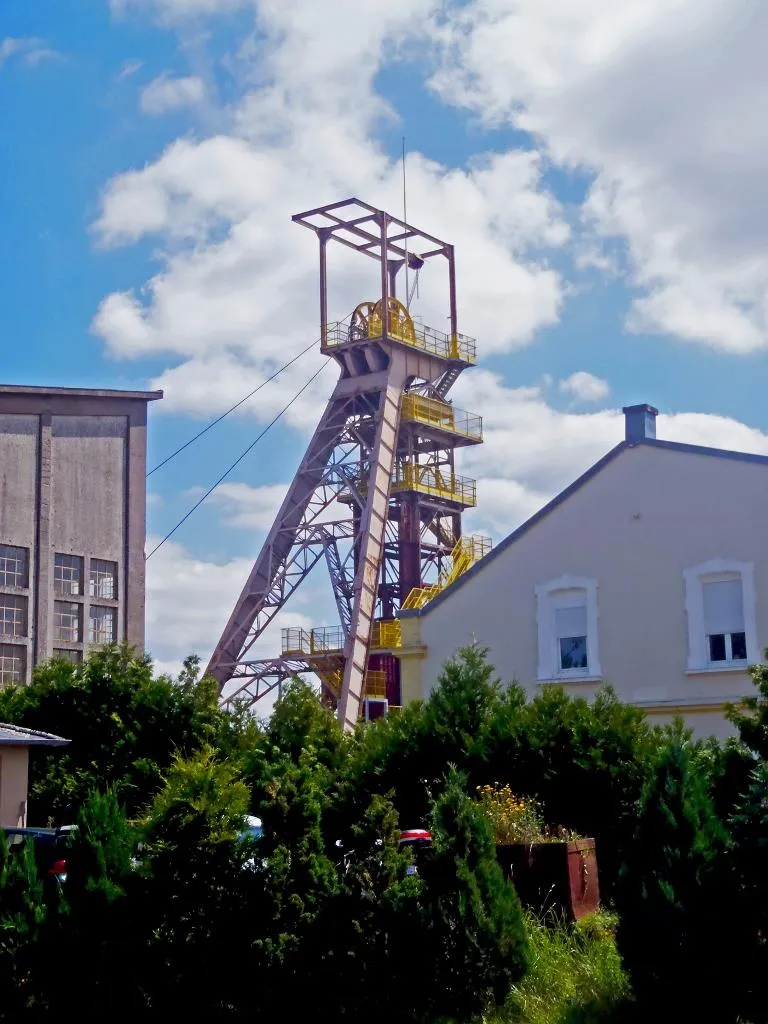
top-left (54, 554), bottom-right (83, 596)
top-left (54, 602), bottom-right (82, 643)
top-left (89, 606), bottom-right (116, 645)
top-left (535, 576), bottom-right (601, 682)
top-left (89, 559), bottom-right (117, 600)
top-left (684, 560), bottom-right (757, 671)
top-left (53, 648), bottom-right (82, 665)
top-left (0, 644), bottom-right (25, 685)
top-left (0, 545), bottom-right (28, 588)
top-left (0, 595), bottom-right (27, 638)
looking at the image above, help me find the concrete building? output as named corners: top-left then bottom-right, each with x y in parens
top-left (398, 404), bottom-right (768, 739)
top-left (0, 723), bottom-right (69, 827)
top-left (0, 385), bottom-right (162, 684)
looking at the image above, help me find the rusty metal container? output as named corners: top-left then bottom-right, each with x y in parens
top-left (495, 839), bottom-right (600, 921)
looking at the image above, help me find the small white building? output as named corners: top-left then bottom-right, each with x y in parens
top-left (398, 404), bottom-right (768, 739)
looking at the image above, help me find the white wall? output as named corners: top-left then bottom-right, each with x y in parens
top-left (418, 444), bottom-right (768, 736)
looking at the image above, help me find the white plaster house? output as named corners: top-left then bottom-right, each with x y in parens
top-left (398, 405), bottom-right (768, 739)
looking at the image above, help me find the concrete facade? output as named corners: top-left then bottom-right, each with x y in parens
top-left (0, 386), bottom-right (162, 684)
top-left (399, 407), bottom-right (768, 739)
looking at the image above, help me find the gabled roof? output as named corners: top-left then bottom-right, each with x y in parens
top-left (0, 723), bottom-right (70, 747)
top-left (401, 435), bottom-right (768, 619)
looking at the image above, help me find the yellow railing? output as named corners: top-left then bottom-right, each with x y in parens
top-left (400, 394), bottom-right (482, 442)
top-left (371, 619), bottom-right (402, 649)
top-left (323, 319), bottom-right (476, 364)
top-left (364, 670), bottom-right (387, 699)
top-left (402, 534), bottom-right (492, 611)
top-left (392, 464), bottom-right (477, 507)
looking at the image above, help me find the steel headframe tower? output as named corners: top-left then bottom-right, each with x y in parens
top-left (206, 198), bottom-right (485, 731)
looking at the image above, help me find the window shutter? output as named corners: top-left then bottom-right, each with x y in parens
top-left (703, 578), bottom-right (744, 635)
top-left (555, 604), bottom-right (587, 639)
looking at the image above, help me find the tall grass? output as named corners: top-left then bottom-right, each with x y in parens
top-left (487, 910), bottom-right (631, 1024)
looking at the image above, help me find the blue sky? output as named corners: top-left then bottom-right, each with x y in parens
top-left (3, 0), bottom-right (768, 677)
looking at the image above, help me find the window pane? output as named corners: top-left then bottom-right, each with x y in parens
top-left (0, 595), bottom-right (27, 638)
top-left (53, 648), bottom-right (82, 665)
top-left (0, 545), bottom-right (28, 588)
top-left (555, 605), bottom-right (587, 640)
top-left (54, 602), bottom-right (81, 643)
top-left (708, 633), bottom-right (727, 662)
top-left (703, 579), bottom-right (744, 636)
top-left (53, 553), bottom-right (83, 596)
top-left (89, 559), bottom-right (117, 600)
top-left (89, 606), bottom-right (116, 645)
top-left (0, 643), bottom-right (25, 685)
top-left (731, 632), bottom-right (747, 661)
top-left (560, 635), bottom-right (588, 670)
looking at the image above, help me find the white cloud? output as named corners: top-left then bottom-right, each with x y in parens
top-left (433, 0), bottom-right (768, 353)
top-left (116, 58), bottom-right (143, 81)
top-left (140, 73), bottom-right (206, 115)
top-left (0, 37), bottom-right (60, 66)
top-left (93, 0), bottom-right (568, 422)
top-left (195, 481), bottom-right (288, 530)
top-left (559, 371), bottom-right (609, 403)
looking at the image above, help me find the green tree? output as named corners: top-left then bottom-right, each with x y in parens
top-left (340, 644), bottom-right (505, 831)
top-left (417, 767), bottom-right (529, 1022)
top-left (0, 646), bottom-right (228, 821)
top-left (0, 833), bottom-right (46, 1018)
top-left (485, 683), bottom-right (658, 899)
top-left (136, 746), bottom-right (255, 1017)
top-left (723, 761), bottom-right (768, 1023)
top-left (615, 723), bottom-right (733, 1023)
top-left (40, 788), bottom-right (142, 1015)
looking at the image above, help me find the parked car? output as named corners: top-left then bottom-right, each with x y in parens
top-left (2, 825), bottom-right (77, 885)
top-left (399, 829), bottom-right (432, 875)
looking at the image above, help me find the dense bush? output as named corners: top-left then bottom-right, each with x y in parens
top-left (7, 641), bottom-right (768, 1020)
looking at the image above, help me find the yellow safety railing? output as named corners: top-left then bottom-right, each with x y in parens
top-left (392, 464), bottom-right (477, 507)
top-left (400, 394), bottom-right (482, 443)
top-left (324, 316), bottom-right (476, 364)
top-left (364, 670), bottom-right (387, 699)
top-left (370, 619), bottom-right (402, 649)
top-left (402, 534), bottom-right (492, 611)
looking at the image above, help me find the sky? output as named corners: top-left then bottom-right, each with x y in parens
top-left (3, 0), bottom-right (768, 688)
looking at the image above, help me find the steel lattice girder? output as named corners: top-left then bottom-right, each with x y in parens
top-left (219, 657), bottom-right (318, 712)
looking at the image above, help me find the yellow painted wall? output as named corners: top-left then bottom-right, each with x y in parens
top-left (0, 745), bottom-right (29, 827)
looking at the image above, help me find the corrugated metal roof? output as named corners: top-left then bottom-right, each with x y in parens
top-left (0, 723), bottom-right (70, 747)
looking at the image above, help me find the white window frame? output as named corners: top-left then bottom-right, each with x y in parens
top-left (683, 559), bottom-right (759, 672)
top-left (535, 576), bottom-right (601, 682)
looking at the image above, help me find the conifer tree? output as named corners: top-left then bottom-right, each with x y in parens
top-left (417, 766), bottom-right (529, 1022)
top-left (616, 723), bottom-right (733, 1022)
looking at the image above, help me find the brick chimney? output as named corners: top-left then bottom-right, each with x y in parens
top-left (622, 403), bottom-right (658, 443)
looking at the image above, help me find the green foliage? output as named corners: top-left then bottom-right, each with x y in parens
top-left (18, 642), bottom-right (768, 1020)
top-left (489, 911), bottom-right (630, 1024)
top-left (724, 761), bottom-right (768, 1023)
top-left (136, 747), bottom-right (256, 1016)
top-left (418, 767), bottom-right (529, 1022)
top-left (0, 646), bottom-right (228, 822)
top-left (40, 789), bottom-right (141, 1015)
top-left (615, 723), bottom-right (733, 1022)
top-left (728, 658), bottom-right (768, 760)
top-left (0, 832), bottom-right (46, 1016)
top-left (341, 646), bottom-right (657, 900)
